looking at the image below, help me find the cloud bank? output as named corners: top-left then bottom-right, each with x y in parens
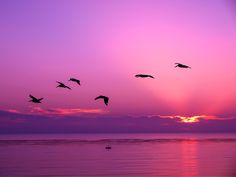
top-left (0, 109), bottom-right (236, 133)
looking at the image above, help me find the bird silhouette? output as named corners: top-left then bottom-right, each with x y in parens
top-left (175, 63), bottom-right (191, 69)
top-left (69, 78), bottom-right (80, 85)
top-left (95, 95), bottom-right (109, 106)
top-left (135, 74), bottom-right (155, 79)
top-left (56, 81), bottom-right (71, 90)
top-left (29, 95), bottom-right (43, 103)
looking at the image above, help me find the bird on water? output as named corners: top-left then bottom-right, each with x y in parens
top-left (105, 145), bottom-right (112, 150)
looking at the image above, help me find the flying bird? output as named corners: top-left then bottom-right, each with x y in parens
top-left (29, 95), bottom-right (43, 103)
top-left (69, 78), bottom-right (80, 85)
top-left (175, 63), bottom-right (191, 69)
top-left (95, 95), bottom-right (109, 106)
top-left (56, 81), bottom-right (71, 90)
top-left (135, 74), bottom-right (155, 79)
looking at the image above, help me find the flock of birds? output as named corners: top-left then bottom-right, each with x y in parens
top-left (29, 63), bottom-right (191, 149)
top-left (29, 63), bottom-right (191, 106)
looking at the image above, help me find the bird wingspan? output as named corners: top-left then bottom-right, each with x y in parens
top-left (29, 95), bottom-right (37, 100)
top-left (95, 96), bottom-right (109, 105)
top-left (57, 81), bottom-right (63, 84)
top-left (135, 74), bottom-right (154, 78)
top-left (69, 78), bottom-right (80, 85)
top-left (38, 98), bottom-right (43, 101)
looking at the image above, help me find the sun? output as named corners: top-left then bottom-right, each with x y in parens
top-left (159, 115), bottom-right (205, 123)
top-left (179, 116), bottom-right (201, 123)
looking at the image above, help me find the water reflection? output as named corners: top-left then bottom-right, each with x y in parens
top-left (0, 134), bottom-right (236, 176)
top-left (181, 140), bottom-right (198, 177)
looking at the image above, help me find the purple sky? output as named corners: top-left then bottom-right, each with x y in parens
top-left (0, 0), bottom-right (236, 133)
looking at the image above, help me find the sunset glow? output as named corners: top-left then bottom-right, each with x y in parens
top-left (179, 116), bottom-right (201, 123)
top-left (1, 1), bottom-right (236, 177)
top-left (159, 115), bottom-right (221, 123)
top-left (0, 0), bottom-right (236, 133)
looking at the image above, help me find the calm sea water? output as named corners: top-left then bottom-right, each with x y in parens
top-left (0, 133), bottom-right (236, 177)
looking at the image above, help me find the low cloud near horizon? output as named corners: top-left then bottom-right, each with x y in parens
top-left (0, 109), bottom-right (236, 133)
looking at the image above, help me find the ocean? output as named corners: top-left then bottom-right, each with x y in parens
top-left (0, 133), bottom-right (236, 177)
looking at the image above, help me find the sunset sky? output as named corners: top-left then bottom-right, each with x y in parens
top-left (0, 0), bottom-right (236, 133)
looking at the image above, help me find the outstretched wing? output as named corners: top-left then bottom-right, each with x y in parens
top-left (76, 80), bottom-right (80, 85)
top-left (29, 95), bottom-right (37, 100)
top-left (65, 86), bottom-right (71, 90)
top-left (147, 75), bottom-right (154, 79)
top-left (136, 74), bottom-right (148, 78)
top-left (104, 97), bottom-right (109, 106)
top-left (38, 98), bottom-right (43, 101)
top-left (95, 95), bottom-right (103, 100)
top-left (56, 81), bottom-right (63, 85)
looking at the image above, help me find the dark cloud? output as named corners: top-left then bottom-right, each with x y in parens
top-left (0, 110), bottom-right (236, 133)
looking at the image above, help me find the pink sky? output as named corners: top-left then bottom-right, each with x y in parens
top-left (0, 0), bottom-right (236, 132)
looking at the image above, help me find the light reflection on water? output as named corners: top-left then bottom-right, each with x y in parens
top-left (181, 141), bottom-right (198, 177)
top-left (0, 134), bottom-right (235, 177)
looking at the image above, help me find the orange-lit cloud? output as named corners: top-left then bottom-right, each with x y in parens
top-left (31, 107), bottom-right (109, 116)
top-left (5, 109), bottom-right (21, 114)
top-left (3, 107), bottom-right (108, 117)
top-left (159, 115), bottom-right (236, 123)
